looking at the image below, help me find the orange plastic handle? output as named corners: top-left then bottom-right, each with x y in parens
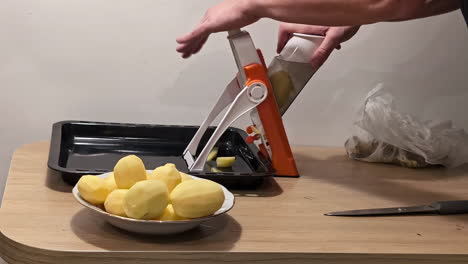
top-left (242, 51), bottom-right (299, 177)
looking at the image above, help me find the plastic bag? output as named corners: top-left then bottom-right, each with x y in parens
top-left (345, 84), bottom-right (468, 168)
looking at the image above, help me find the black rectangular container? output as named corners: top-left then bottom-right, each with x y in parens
top-left (48, 121), bottom-right (274, 189)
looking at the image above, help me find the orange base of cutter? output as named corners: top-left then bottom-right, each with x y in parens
top-left (242, 51), bottom-right (299, 177)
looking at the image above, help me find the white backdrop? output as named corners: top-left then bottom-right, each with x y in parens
top-left (0, 0), bottom-right (467, 201)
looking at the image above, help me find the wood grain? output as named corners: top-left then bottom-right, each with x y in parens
top-left (1, 141), bottom-right (468, 263)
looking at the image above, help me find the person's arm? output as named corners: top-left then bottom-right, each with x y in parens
top-left (255, 0), bottom-right (459, 26)
top-left (388, 0), bottom-right (460, 21)
top-left (274, 0), bottom-right (460, 68)
top-left (176, 0), bottom-right (460, 58)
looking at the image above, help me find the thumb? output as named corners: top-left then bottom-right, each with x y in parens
top-left (310, 35), bottom-right (339, 69)
top-left (277, 27), bottom-right (293, 54)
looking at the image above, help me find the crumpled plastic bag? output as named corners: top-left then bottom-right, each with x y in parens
top-left (345, 84), bottom-right (468, 168)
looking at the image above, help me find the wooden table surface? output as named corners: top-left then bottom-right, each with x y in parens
top-left (1, 141), bottom-right (468, 264)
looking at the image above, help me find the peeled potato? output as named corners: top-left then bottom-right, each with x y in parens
top-left (216, 157), bottom-right (236, 168)
top-left (207, 147), bottom-right (219, 161)
top-left (179, 172), bottom-right (193, 182)
top-left (123, 180), bottom-right (169, 220)
top-left (211, 167), bottom-right (222, 173)
top-left (159, 204), bottom-right (187, 221)
top-left (148, 163), bottom-right (181, 193)
top-left (270, 70), bottom-right (294, 108)
top-left (251, 126), bottom-right (261, 135)
top-left (103, 173), bottom-right (118, 193)
top-left (104, 189), bottom-right (128, 217)
top-left (113, 155), bottom-right (147, 189)
top-left (171, 179), bottom-right (225, 218)
top-left (77, 175), bottom-right (112, 205)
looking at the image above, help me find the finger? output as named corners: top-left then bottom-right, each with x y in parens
top-left (182, 37), bottom-right (206, 58)
top-left (192, 36), bottom-right (209, 55)
top-left (177, 44), bottom-right (197, 58)
top-left (178, 43), bottom-right (196, 58)
top-left (176, 34), bottom-right (206, 55)
top-left (176, 42), bottom-right (192, 53)
top-left (182, 40), bottom-right (203, 58)
top-left (277, 27), bottom-right (293, 53)
top-left (310, 35), bottom-right (339, 69)
top-left (176, 20), bottom-right (211, 44)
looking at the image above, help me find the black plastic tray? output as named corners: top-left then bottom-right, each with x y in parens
top-left (48, 121), bottom-right (274, 189)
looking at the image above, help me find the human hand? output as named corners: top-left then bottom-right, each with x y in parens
top-left (176, 0), bottom-right (259, 58)
top-left (278, 23), bottom-right (360, 69)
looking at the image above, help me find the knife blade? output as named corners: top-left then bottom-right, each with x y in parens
top-left (325, 200), bottom-right (468, 216)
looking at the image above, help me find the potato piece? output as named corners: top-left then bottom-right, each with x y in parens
top-left (179, 172), bottom-right (193, 182)
top-left (251, 126), bottom-right (261, 135)
top-left (113, 155), bottom-right (147, 189)
top-left (158, 204), bottom-right (187, 221)
top-left (211, 167), bottom-right (222, 173)
top-left (123, 180), bottom-right (169, 220)
top-left (171, 179), bottom-right (225, 218)
top-left (270, 70), bottom-right (294, 108)
top-left (103, 173), bottom-right (118, 193)
top-left (104, 189), bottom-right (128, 217)
top-left (77, 175), bottom-right (112, 205)
top-left (216, 157), bottom-right (236, 168)
top-left (207, 147), bottom-right (219, 161)
top-left (148, 163), bottom-right (181, 193)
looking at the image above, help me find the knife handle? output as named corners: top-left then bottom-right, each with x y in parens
top-left (435, 200), bottom-right (468, 215)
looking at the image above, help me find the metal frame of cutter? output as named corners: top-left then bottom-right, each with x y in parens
top-left (183, 29), bottom-right (299, 177)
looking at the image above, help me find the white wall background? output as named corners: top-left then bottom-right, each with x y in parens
top-left (0, 0), bottom-right (467, 202)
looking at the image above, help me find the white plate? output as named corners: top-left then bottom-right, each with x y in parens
top-left (72, 171), bottom-right (235, 235)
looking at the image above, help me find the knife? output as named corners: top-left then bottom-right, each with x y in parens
top-left (325, 200), bottom-right (468, 216)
